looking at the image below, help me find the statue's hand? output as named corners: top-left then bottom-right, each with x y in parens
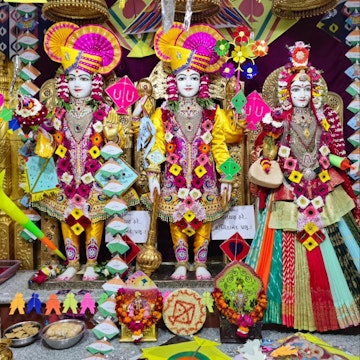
top-left (103, 108), bottom-right (120, 141)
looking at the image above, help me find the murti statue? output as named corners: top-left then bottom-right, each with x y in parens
top-left (135, 23), bottom-right (246, 280)
top-left (18, 22), bottom-right (126, 281)
top-left (246, 41), bottom-right (360, 332)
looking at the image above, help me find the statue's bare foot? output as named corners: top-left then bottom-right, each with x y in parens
top-left (195, 267), bottom-right (211, 280)
top-left (57, 266), bottom-right (77, 281)
top-left (171, 266), bottom-right (187, 280)
top-left (83, 266), bottom-right (98, 281)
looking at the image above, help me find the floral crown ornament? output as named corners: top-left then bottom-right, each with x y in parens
top-left (277, 41), bottom-right (326, 111)
top-left (44, 21), bottom-right (121, 75)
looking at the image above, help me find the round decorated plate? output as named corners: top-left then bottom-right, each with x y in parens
top-left (162, 288), bottom-right (206, 336)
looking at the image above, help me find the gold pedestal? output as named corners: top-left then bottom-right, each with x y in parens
top-left (120, 324), bottom-right (157, 342)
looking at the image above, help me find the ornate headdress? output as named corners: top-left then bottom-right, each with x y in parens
top-left (154, 22), bottom-right (225, 74)
top-left (277, 41), bottom-right (325, 111)
top-left (44, 21), bottom-right (121, 75)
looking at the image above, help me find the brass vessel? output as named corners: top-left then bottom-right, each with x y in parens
top-left (0, 339), bottom-right (13, 360)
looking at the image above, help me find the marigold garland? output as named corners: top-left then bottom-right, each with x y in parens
top-left (212, 287), bottom-right (267, 338)
top-left (115, 288), bottom-right (163, 343)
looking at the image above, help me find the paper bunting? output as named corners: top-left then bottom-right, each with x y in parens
top-left (346, 79), bottom-right (360, 97)
top-left (86, 339), bottom-right (114, 355)
top-left (102, 274), bottom-right (125, 295)
top-left (347, 113), bottom-right (360, 131)
top-left (98, 159), bottom-right (123, 178)
top-left (220, 232), bottom-right (250, 261)
top-left (62, 292), bottom-right (78, 314)
top-left (106, 254), bottom-right (128, 275)
top-left (92, 318), bottom-right (119, 340)
top-left (98, 296), bottom-right (117, 318)
top-left (119, 234), bottom-right (141, 264)
top-left (346, 44), bottom-right (360, 62)
top-left (347, 96), bottom-right (360, 113)
top-left (244, 91), bottom-right (271, 131)
top-left (346, 27), bottom-right (360, 45)
top-left (45, 294), bottom-right (61, 315)
top-left (106, 234), bottom-right (130, 254)
top-left (100, 141), bottom-right (123, 160)
top-left (20, 63), bottom-right (41, 81)
top-left (347, 130), bottom-right (360, 148)
top-left (345, 61), bottom-right (360, 79)
top-left (219, 157), bottom-right (241, 181)
top-left (106, 216), bottom-right (129, 236)
top-left (0, 108), bottom-right (13, 122)
top-left (26, 293), bottom-right (42, 314)
top-left (147, 148), bottom-right (166, 167)
top-left (9, 292), bottom-right (26, 315)
top-left (104, 198), bottom-right (128, 216)
top-left (105, 76), bottom-right (140, 115)
top-left (80, 293), bottom-right (97, 315)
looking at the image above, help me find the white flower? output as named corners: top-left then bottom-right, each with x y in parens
top-left (189, 188), bottom-right (201, 200)
top-left (262, 113), bottom-right (273, 124)
top-left (61, 172), bottom-right (73, 185)
top-left (177, 188), bottom-right (189, 199)
top-left (311, 196), bottom-right (324, 209)
top-left (201, 132), bottom-right (212, 144)
top-left (93, 121), bottom-right (103, 133)
top-left (278, 145), bottom-right (290, 158)
top-left (164, 132), bottom-right (173, 142)
top-left (81, 172), bottom-right (94, 184)
top-left (319, 145), bottom-right (330, 156)
top-left (296, 195), bottom-right (310, 209)
top-left (53, 117), bottom-right (62, 130)
top-left (272, 120), bottom-right (283, 128)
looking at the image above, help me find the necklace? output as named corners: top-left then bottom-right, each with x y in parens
top-left (293, 107), bottom-right (313, 138)
top-left (68, 96), bottom-right (92, 121)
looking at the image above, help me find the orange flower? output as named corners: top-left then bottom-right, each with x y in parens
top-left (91, 132), bottom-right (103, 146)
top-left (166, 142), bottom-right (176, 153)
top-left (54, 131), bottom-right (64, 145)
top-left (199, 143), bottom-right (210, 154)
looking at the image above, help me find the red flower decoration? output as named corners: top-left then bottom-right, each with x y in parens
top-left (233, 25), bottom-right (251, 44)
top-left (191, 177), bottom-right (204, 189)
top-left (176, 218), bottom-right (188, 230)
top-left (190, 218), bottom-right (203, 231)
top-left (65, 214), bottom-right (77, 227)
top-left (78, 215), bottom-right (91, 229)
top-left (174, 175), bottom-right (186, 188)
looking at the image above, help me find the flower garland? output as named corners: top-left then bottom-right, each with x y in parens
top-left (212, 287), bottom-right (267, 338)
top-left (162, 107), bottom-right (217, 236)
top-left (115, 288), bottom-right (163, 343)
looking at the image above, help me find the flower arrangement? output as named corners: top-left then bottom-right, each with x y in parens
top-left (212, 261), bottom-right (267, 339)
top-left (115, 288), bottom-right (163, 343)
top-left (212, 287), bottom-right (267, 338)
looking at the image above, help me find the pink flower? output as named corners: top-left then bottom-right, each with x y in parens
top-left (57, 158), bottom-right (70, 172)
top-left (284, 157), bottom-right (297, 171)
top-left (184, 196), bottom-right (194, 208)
top-left (167, 153), bottom-right (179, 165)
top-left (319, 156), bottom-right (330, 169)
top-left (304, 204), bottom-right (318, 219)
top-left (201, 120), bottom-right (214, 132)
